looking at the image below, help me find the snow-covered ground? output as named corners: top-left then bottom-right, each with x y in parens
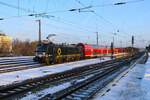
top-left (20, 74), bottom-right (95, 100)
top-left (94, 55), bottom-right (150, 100)
top-left (0, 56), bottom-right (33, 60)
top-left (0, 57), bottom-right (110, 87)
top-left (141, 57), bottom-right (150, 99)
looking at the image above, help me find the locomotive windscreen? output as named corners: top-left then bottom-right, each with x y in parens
top-left (36, 44), bottom-right (48, 52)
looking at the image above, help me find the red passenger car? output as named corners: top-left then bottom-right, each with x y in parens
top-left (77, 43), bottom-right (125, 58)
top-left (77, 43), bottom-right (93, 58)
top-left (77, 43), bottom-right (111, 58)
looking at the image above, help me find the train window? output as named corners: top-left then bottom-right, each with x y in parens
top-left (37, 44), bottom-right (48, 52)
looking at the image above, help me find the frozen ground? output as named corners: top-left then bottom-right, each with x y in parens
top-left (141, 57), bottom-right (150, 99)
top-left (20, 74), bottom-right (95, 100)
top-left (0, 56), bottom-right (33, 59)
top-left (0, 57), bottom-right (110, 87)
top-left (94, 56), bottom-right (150, 100)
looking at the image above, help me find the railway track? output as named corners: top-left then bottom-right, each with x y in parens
top-left (0, 57), bottom-right (42, 73)
top-left (7, 61), bottom-right (124, 100)
top-left (0, 52), bottom-right (146, 99)
top-left (40, 60), bottom-right (129, 100)
top-left (0, 58), bottom-right (128, 99)
top-left (39, 53), bottom-right (147, 100)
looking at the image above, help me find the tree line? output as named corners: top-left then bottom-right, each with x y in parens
top-left (12, 39), bottom-right (38, 56)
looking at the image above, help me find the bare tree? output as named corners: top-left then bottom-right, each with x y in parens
top-left (12, 39), bottom-right (38, 56)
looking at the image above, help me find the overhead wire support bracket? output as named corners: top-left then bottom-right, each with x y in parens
top-left (28, 13), bottom-right (55, 19)
top-left (78, 10), bottom-right (94, 13)
top-left (114, 2), bottom-right (126, 5)
top-left (68, 5), bottom-right (93, 12)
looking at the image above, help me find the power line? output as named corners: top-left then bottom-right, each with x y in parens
top-left (0, 11), bottom-right (96, 34)
top-left (75, 0), bottom-right (85, 6)
top-left (92, 11), bottom-right (116, 30)
top-left (74, 0), bottom-right (136, 38)
top-left (90, 0), bottom-right (144, 8)
top-left (32, 0), bottom-right (38, 12)
top-left (50, 17), bottom-right (95, 33)
top-left (44, 22), bottom-right (112, 44)
top-left (74, 0), bottom-right (117, 31)
top-left (74, 0), bottom-right (134, 45)
top-left (0, 0), bottom-right (144, 14)
top-left (0, 0), bottom-right (143, 39)
top-left (17, 0), bottom-right (20, 16)
top-left (45, 0), bottom-right (49, 13)
top-left (0, 1), bottom-right (34, 13)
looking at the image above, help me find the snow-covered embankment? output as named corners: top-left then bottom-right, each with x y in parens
top-left (94, 54), bottom-right (148, 100)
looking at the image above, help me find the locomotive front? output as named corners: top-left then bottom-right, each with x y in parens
top-left (33, 43), bottom-right (49, 63)
top-left (34, 42), bottom-right (83, 65)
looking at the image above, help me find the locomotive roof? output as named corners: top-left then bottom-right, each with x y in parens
top-left (41, 42), bottom-right (77, 48)
top-left (78, 43), bottom-right (110, 49)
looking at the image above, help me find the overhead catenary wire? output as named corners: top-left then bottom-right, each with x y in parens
top-left (0, 0), bottom-right (144, 14)
top-left (0, 1), bottom-right (34, 13)
top-left (82, 0), bottom-right (137, 39)
top-left (42, 22), bottom-right (98, 44)
top-left (74, 0), bottom-right (118, 32)
top-left (17, 0), bottom-right (20, 16)
top-left (44, 0), bottom-right (49, 13)
top-left (74, 0), bottom-right (135, 46)
top-left (0, 1), bottom-right (70, 14)
top-left (87, 0), bottom-right (144, 8)
top-left (0, 12), bottom-right (96, 35)
top-left (0, 0), bottom-right (144, 44)
top-left (0, 0), bottom-right (140, 36)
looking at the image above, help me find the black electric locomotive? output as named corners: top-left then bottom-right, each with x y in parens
top-left (34, 42), bottom-right (82, 64)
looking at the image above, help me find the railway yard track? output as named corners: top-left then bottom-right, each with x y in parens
top-left (0, 52), bottom-right (147, 100)
top-left (0, 57), bottom-right (43, 73)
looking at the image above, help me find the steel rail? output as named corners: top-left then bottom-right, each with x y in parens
top-left (0, 58), bottom-right (128, 99)
top-left (0, 64), bottom-right (42, 73)
top-left (40, 52), bottom-right (146, 100)
top-left (41, 61), bottom-right (128, 100)
top-left (0, 52), bottom-right (145, 99)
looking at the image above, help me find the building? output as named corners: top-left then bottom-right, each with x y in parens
top-left (0, 33), bottom-right (12, 54)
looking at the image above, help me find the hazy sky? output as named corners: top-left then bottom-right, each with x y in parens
top-left (0, 0), bottom-right (149, 47)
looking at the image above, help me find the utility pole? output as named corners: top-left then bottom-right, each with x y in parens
top-left (36, 20), bottom-right (41, 45)
top-left (111, 42), bottom-right (114, 59)
top-left (132, 35), bottom-right (134, 56)
top-left (17, 0), bottom-right (20, 16)
top-left (113, 36), bottom-right (114, 47)
top-left (112, 32), bottom-right (116, 48)
top-left (96, 32), bottom-right (98, 46)
top-left (132, 35), bottom-right (134, 48)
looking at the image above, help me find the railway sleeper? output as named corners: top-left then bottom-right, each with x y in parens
top-left (0, 55), bottom-right (142, 99)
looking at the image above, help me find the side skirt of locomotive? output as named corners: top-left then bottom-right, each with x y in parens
top-left (34, 54), bottom-right (81, 65)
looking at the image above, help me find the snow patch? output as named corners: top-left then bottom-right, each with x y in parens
top-left (0, 58), bottom-right (110, 87)
top-left (94, 64), bottom-right (146, 100)
top-left (141, 57), bottom-right (150, 100)
top-left (20, 74), bottom-right (95, 100)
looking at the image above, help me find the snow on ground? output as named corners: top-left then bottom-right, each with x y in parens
top-left (0, 56), bottom-right (34, 60)
top-left (20, 74), bottom-right (95, 100)
top-left (0, 57), bottom-right (110, 87)
top-left (141, 57), bottom-right (150, 99)
top-left (21, 82), bottom-right (71, 100)
top-left (94, 64), bottom-right (146, 100)
top-left (94, 57), bottom-right (149, 100)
